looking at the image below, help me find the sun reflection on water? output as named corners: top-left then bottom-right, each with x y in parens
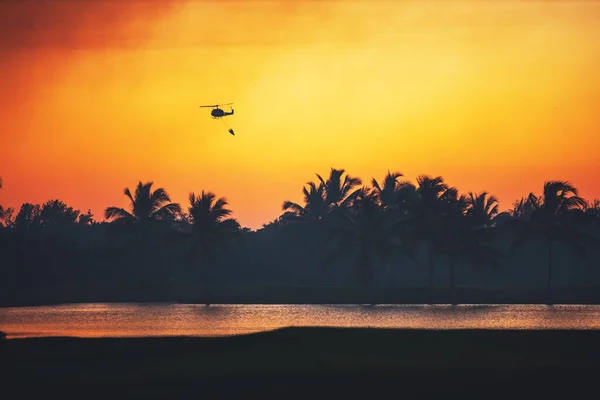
top-left (1, 303), bottom-right (599, 339)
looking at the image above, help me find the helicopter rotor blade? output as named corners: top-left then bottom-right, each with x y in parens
top-left (199, 103), bottom-right (233, 108)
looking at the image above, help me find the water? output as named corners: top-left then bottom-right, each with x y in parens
top-left (1, 303), bottom-right (599, 339)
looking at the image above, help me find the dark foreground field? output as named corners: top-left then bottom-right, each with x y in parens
top-left (3, 328), bottom-right (600, 399)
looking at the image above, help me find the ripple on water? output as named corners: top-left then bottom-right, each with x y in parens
top-left (1, 303), bottom-right (599, 338)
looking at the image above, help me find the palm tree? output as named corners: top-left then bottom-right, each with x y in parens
top-left (494, 196), bottom-right (536, 226)
top-left (185, 191), bottom-right (241, 271)
top-left (404, 175), bottom-right (451, 299)
top-left (323, 187), bottom-right (416, 295)
top-left (508, 181), bottom-right (599, 303)
top-left (414, 175), bottom-right (448, 211)
top-left (371, 171), bottom-right (404, 210)
top-left (465, 192), bottom-right (499, 228)
top-left (316, 168), bottom-right (362, 211)
top-left (104, 181), bottom-right (181, 231)
top-left (433, 191), bottom-right (504, 304)
top-left (435, 224), bottom-right (504, 305)
top-left (403, 176), bottom-right (503, 303)
top-left (510, 196), bottom-right (537, 220)
top-left (281, 181), bottom-right (328, 222)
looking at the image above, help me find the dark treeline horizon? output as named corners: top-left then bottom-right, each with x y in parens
top-left (0, 168), bottom-right (599, 306)
top-left (1, 169), bottom-right (599, 230)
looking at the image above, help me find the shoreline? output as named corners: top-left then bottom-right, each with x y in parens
top-left (3, 300), bottom-right (600, 308)
top-left (2, 285), bottom-right (600, 307)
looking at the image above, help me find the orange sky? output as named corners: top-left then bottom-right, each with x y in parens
top-left (1, 0), bottom-right (599, 229)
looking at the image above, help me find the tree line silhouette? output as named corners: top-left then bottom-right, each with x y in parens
top-left (0, 169), bottom-right (599, 305)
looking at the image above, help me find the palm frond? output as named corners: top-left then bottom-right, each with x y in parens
top-left (371, 178), bottom-right (382, 193)
top-left (151, 202), bottom-right (182, 220)
top-left (123, 187), bottom-right (135, 207)
top-left (282, 201), bottom-right (305, 214)
top-left (105, 207), bottom-right (135, 222)
top-left (315, 173), bottom-right (326, 188)
top-left (150, 188), bottom-right (172, 209)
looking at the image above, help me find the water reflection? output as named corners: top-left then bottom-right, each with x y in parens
top-left (1, 303), bottom-right (600, 339)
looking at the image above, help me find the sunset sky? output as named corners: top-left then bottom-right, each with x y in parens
top-left (1, 0), bottom-right (599, 229)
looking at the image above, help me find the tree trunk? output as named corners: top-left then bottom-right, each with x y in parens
top-left (384, 262), bottom-right (390, 305)
top-left (355, 250), bottom-right (374, 303)
top-left (547, 240), bottom-right (553, 305)
top-left (199, 251), bottom-right (213, 305)
top-left (449, 261), bottom-right (456, 306)
top-left (429, 250), bottom-right (435, 305)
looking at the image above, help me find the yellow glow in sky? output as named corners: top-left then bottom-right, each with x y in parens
top-left (1, 0), bottom-right (599, 229)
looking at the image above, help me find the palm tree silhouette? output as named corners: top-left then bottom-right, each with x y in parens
top-left (185, 191), bottom-right (241, 271)
top-left (316, 168), bottom-right (362, 211)
top-left (281, 181), bottom-right (328, 222)
top-left (323, 187), bottom-right (416, 294)
top-left (371, 171), bottom-right (404, 210)
top-left (507, 180), bottom-right (599, 303)
top-left (105, 181), bottom-right (181, 229)
top-left (465, 192), bottom-right (499, 228)
top-left (494, 196), bottom-right (536, 226)
top-left (403, 177), bottom-right (504, 304)
top-left (434, 191), bottom-right (504, 304)
top-left (404, 175), bottom-right (452, 300)
top-left (282, 168), bottom-right (362, 224)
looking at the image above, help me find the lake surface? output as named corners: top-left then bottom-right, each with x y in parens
top-left (1, 303), bottom-right (600, 339)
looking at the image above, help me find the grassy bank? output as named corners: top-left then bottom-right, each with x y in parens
top-left (3, 328), bottom-right (600, 398)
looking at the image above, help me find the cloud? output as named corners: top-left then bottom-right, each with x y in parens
top-left (0, 0), bottom-right (181, 51)
top-left (0, 0), bottom-right (354, 52)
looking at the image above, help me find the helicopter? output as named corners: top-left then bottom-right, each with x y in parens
top-left (199, 103), bottom-right (236, 135)
top-left (199, 103), bottom-right (234, 119)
